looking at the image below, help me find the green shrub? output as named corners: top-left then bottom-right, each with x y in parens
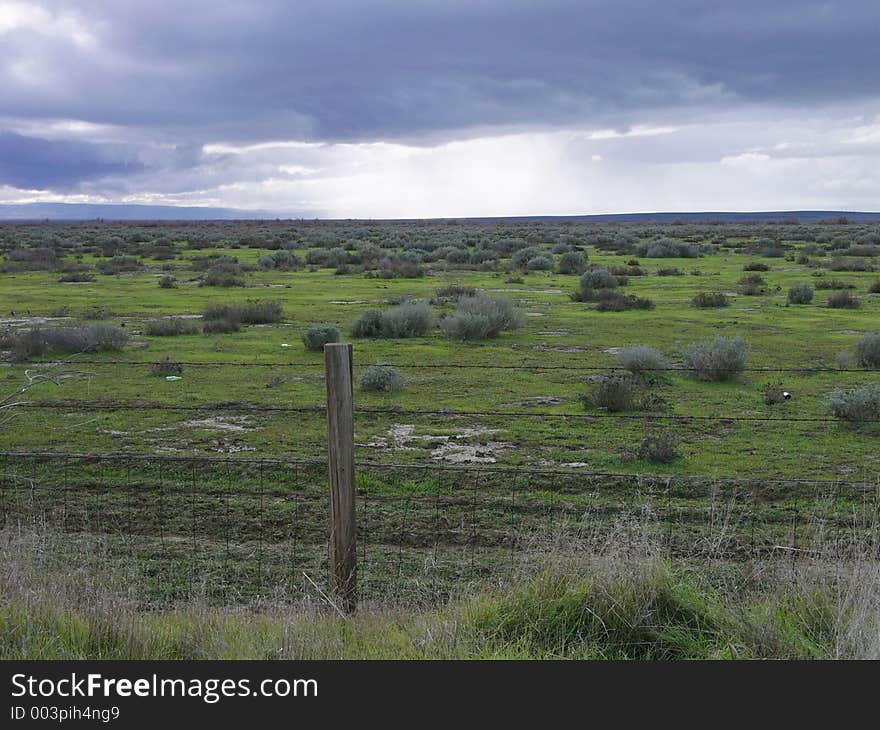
top-left (787, 283), bottom-right (814, 304)
top-left (868, 279), bottom-right (880, 294)
top-left (302, 325), bottom-right (341, 351)
top-left (743, 262), bottom-right (770, 272)
top-left (855, 332), bottom-right (880, 368)
top-left (637, 432), bottom-right (680, 464)
top-left (442, 294), bottom-right (522, 339)
top-left (683, 336), bottom-right (750, 381)
top-left (618, 346), bottom-right (668, 375)
top-left (691, 292), bottom-right (729, 308)
top-left (359, 364), bottom-right (405, 392)
top-left (826, 384), bottom-right (880, 423)
top-left (158, 275), bottom-right (176, 288)
top-left (145, 318), bottom-right (199, 336)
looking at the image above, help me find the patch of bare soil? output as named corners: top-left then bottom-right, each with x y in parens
top-left (364, 423), bottom-right (512, 463)
top-left (181, 415), bottom-right (253, 432)
top-left (501, 396), bottom-right (564, 407)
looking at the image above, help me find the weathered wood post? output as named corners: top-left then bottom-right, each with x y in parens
top-left (324, 342), bottom-right (357, 612)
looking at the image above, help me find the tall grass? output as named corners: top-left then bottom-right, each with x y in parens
top-left (1, 517), bottom-right (877, 660)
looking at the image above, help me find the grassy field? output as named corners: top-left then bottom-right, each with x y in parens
top-left (1, 218), bottom-right (878, 628)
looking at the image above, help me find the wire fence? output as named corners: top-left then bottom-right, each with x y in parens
top-left (1, 451), bottom-right (878, 606)
top-left (2, 352), bottom-right (879, 606)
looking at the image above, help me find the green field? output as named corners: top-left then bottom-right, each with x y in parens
top-left (1, 219), bottom-right (878, 609)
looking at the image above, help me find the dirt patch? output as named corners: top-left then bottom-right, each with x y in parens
top-left (501, 396), bottom-right (564, 407)
top-left (181, 415), bottom-right (253, 433)
top-left (534, 343), bottom-right (586, 353)
top-left (364, 423), bottom-right (512, 463)
top-left (0, 316), bottom-right (64, 327)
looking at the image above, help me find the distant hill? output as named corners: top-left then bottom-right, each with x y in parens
top-left (1, 203), bottom-right (879, 223)
top-left (0, 203), bottom-right (272, 221)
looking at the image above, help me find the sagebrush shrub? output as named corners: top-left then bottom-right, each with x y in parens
top-left (350, 302), bottom-right (432, 339)
top-left (145, 318), bottom-right (199, 336)
top-left (150, 356), bottom-right (183, 376)
top-left (350, 309), bottom-right (385, 338)
top-left (199, 261), bottom-right (245, 287)
top-left (579, 268), bottom-right (618, 290)
top-left (855, 332), bottom-right (880, 368)
top-left (557, 251), bottom-right (587, 275)
top-left (9, 324), bottom-right (129, 361)
top-left (583, 376), bottom-right (637, 412)
top-left (526, 255), bottom-right (554, 271)
top-left (359, 364), bottom-right (405, 392)
top-left (158, 275), bottom-right (176, 288)
top-left (443, 294), bottom-right (522, 339)
top-left (826, 384), bottom-right (880, 423)
top-left (691, 292), bottom-right (729, 308)
top-left (637, 432), bottom-right (680, 464)
top-left (380, 301), bottom-right (433, 338)
top-left (594, 291), bottom-right (654, 312)
top-left (636, 238), bottom-right (700, 258)
top-left (302, 325), bottom-right (341, 351)
top-left (868, 279), bottom-right (880, 294)
top-left (618, 346), bottom-right (668, 375)
top-left (441, 312), bottom-right (493, 340)
top-left (827, 291), bottom-right (860, 309)
top-left (682, 336), bottom-right (750, 381)
top-left (787, 283), bottom-right (814, 304)
top-left (203, 300), bottom-right (282, 325)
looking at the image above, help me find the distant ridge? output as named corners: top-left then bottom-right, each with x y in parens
top-left (1, 203), bottom-right (879, 223)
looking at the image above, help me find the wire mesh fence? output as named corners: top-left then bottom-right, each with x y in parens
top-left (1, 451), bottom-right (877, 607)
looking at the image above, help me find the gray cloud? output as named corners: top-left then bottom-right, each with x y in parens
top-left (1, 1), bottom-right (879, 209)
top-left (0, 132), bottom-right (143, 189)
top-left (4, 1), bottom-right (880, 143)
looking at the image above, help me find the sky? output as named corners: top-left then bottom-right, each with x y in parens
top-left (1, 0), bottom-right (879, 217)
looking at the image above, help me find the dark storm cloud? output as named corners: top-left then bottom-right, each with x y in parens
top-left (0, 132), bottom-right (143, 189)
top-left (3, 0), bottom-right (880, 144)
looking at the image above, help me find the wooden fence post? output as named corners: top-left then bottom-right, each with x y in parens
top-left (324, 342), bottom-right (357, 612)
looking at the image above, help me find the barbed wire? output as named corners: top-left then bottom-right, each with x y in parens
top-left (10, 358), bottom-right (880, 374)
top-left (1, 450), bottom-right (876, 488)
top-left (10, 399), bottom-right (880, 424)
